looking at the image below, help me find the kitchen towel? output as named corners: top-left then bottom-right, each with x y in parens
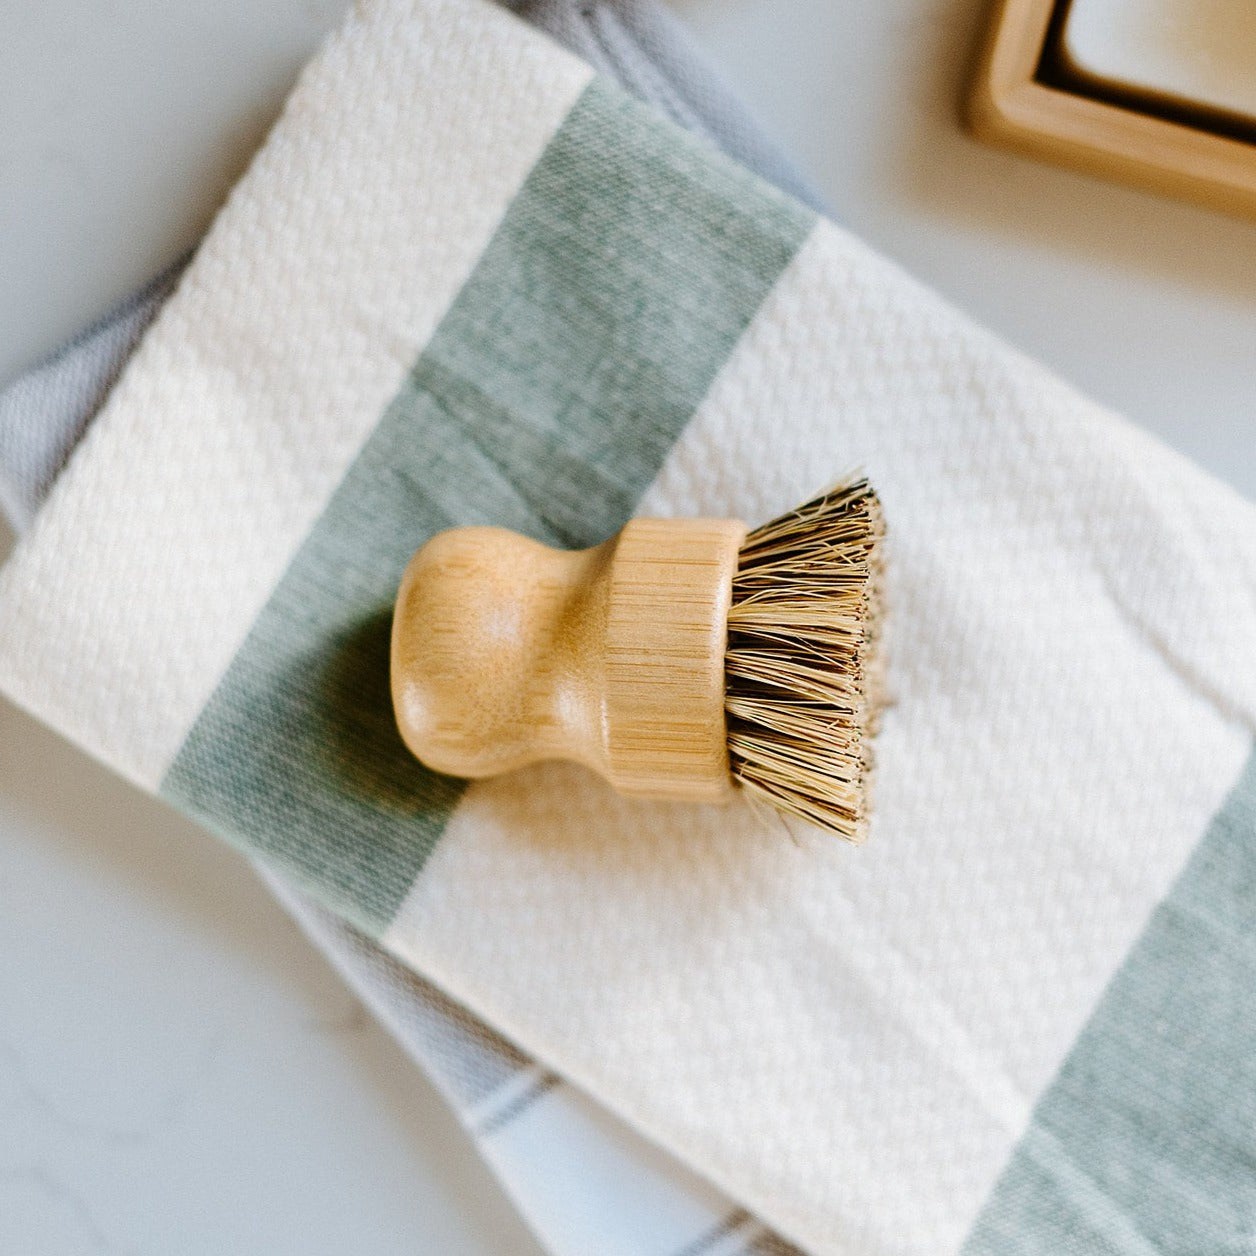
top-left (1, 1), bottom-right (1254, 1252)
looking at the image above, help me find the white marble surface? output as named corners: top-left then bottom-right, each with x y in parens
top-left (2, 1), bottom-right (1255, 1252)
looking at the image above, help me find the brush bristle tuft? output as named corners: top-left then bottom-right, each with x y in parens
top-left (725, 479), bottom-right (885, 842)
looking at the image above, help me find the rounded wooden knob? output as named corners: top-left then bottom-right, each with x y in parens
top-left (390, 517), bottom-right (747, 802)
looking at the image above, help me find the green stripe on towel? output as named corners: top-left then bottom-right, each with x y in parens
top-left (964, 743), bottom-right (1256, 1254)
top-left (161, 77), bottom-right (814, 936)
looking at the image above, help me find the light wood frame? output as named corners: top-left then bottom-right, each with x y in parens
top-left (968, 0), bottom-right (1256, 220)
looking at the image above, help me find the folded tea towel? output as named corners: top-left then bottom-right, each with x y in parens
top-left (0, 3), bottom-right (818, 1252)
top-left (2, 1), bottom-right (1256, 1253)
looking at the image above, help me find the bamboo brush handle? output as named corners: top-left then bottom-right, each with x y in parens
top-left (391, 517), bottom-right (748, 803)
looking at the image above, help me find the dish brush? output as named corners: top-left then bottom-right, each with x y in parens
top-left (391, 479), bottom-right (884, 840)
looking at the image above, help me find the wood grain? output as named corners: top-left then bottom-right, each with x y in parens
top-left (391, 518), bottom-right (747, 803)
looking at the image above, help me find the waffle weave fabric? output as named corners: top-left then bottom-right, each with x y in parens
top-left (2, 1), bottom-right (1255, 1252)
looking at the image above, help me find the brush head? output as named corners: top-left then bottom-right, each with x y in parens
top-left (725, 479), bottom-right (885, 842)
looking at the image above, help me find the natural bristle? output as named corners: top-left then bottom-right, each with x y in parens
top-left (725, 479), bottom-right (885, 841)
